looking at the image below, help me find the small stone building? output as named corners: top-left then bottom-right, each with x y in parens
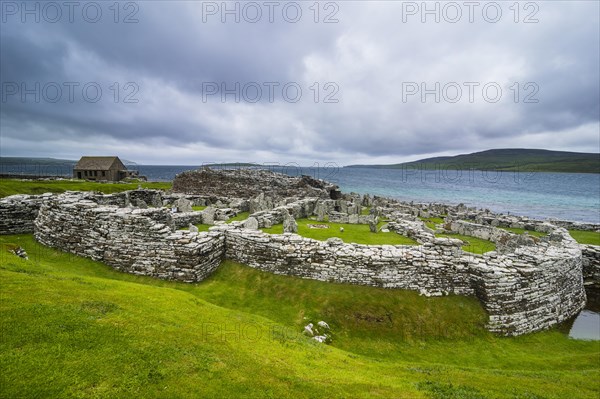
top-left (73, 156), bottom-right (131, 181)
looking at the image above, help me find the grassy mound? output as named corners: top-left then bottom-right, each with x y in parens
top-left (1, 235), bottom-right (599, 398)
top-left (261, 218), bottom-right (418, 245)
top-left (0, 178), bottom-right (171, 198)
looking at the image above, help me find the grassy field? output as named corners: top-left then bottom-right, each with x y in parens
top-left (0, 178), bottom-right (172, 198)
top-left (419, 217), bottom-right (445, 230)
top-left (498, 227), bottom-right (548, 238)
top-left (183, 211), bottom-right (252, 232)
top-left (261, 218), bottom-right (418, 245)
top-left (418, 218), bottom-right (496, 254)
top-left (569, 230), bottom-right (600, 246)
top-left (436, 233), bottom-right (497, 255)
top-left (1, 234), bottom-right (598, 398)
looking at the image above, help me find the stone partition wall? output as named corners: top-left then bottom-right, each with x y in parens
top-left (223, 227), bottom-right (474, 296)
top-left (34, 196), bottom-right (225, 282)
top-left (220, 223), bottom-right (586, 336)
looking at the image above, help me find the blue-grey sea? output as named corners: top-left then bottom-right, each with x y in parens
top-left (136, 165), bottom-right (600, 224)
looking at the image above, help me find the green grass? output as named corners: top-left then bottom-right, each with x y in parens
top-left (360, 207), bottom-right (371, 215)
top-left (436, 233), bottom-right (496, 255)
top-left (184, 211), bottom-right (251, 232)
top-left (569, 230), bottom-right (600, 246)
top-left (228, 211), bottom-right (250, 222)
top-left (499, 227), bottom-right (548, 238)
top-left (0, 178), bottom-right (171, 198)
top-left (192, 205), bottom-right (206, 211)
top-left (419, 217), bottom-right (445, 230)
top-left (261, 218), bottom-right (418, 245)
top-left (0, 234), bottom-right (598, 398)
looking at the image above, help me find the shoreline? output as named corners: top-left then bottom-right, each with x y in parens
top-left (1, 174), bottom-right (599, 225)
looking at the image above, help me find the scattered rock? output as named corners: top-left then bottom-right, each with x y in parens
top-left (173, 198), bottom-right (193, 213)
top-left (317, 321), bottom-right (330, 329)
top-left (11, 246), bottom-right (28, 260)
top-left (368, 216), bottom-right (379, 233)
top-left (283, 212), bottom-right (298, 233)
top-left (315, 202), bottom-right (327, 221)
top-left (303, 323), bottom-right (314, 336)
top-left (202, 207), bottom-right (216, 225)
top-left (243, 217), bottom-right (259, 230)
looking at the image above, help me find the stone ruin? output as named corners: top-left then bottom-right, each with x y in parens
top-left (172, 168), bottom-right (342, 199)
top-left (1, 168), bottom-right (599, 336)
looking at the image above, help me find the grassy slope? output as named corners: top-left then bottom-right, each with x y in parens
top-left (261, 218), bottom-right (418, 245)
top-left (0, 179), bottom-right (171, 198)
top-left (1, 235), bottom-right (599, 398)
top-left (347, 149), bottom-right (600, 174)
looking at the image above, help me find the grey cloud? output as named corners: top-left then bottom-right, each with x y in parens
top-left (1, 1), bottom-right (598, 164)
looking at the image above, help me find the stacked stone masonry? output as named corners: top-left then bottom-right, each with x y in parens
top-left (34, 194), bottom-right (224, 282)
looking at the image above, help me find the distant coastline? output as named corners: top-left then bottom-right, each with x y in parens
top-left (346, 148), bottom-right (600, 174)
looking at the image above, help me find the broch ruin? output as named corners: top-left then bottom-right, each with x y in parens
top-left (1, 168), bottom-right (599, 336)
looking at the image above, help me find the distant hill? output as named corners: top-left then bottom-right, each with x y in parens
top-left (0, 157), bottom-right (143, 167)
top-left (0, 157), bottom-right (76, 165)
top-left (346, 149), bottom-right (600, 174)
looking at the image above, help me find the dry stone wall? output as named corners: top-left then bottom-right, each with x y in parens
top-left (220, 213), bottom-right (586, 335)
top-left (0, 193), bottom-right (53, 234)
top-left (223, 227), bottom-right (474, 296)
top-left (34, 194), bottom-right (224, 282)
top-left (214, 194), bottom-right (588, 336)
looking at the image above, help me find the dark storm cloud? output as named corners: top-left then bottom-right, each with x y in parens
top-left (1, 1), bottom-right (598, 164)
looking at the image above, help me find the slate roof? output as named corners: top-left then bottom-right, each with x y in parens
top-left (74, 156), bottom-right (124, 170)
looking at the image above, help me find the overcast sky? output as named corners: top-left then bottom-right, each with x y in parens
top-left (1, 1), bottom-right (598, 165)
